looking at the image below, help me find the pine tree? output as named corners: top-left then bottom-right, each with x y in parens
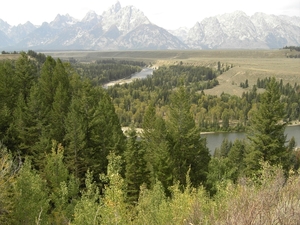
top-left (50, 82), bottom-right (70, 144)
top-left (167, 86), bottom-right (210, 187)
top-left (142, 103), bottom-right (173, 191)
top-left (38, 56), bottom-right (57, 120)
top-left (0, 56), bottom-right (36, 150)
top-left (227, 139), bottom-right (246, 181)
top-left (64, 96), bottom-right (86, 179)
top-left (244, 77), bottom-right (289, 175)
top-left (0, 60), bottom-right (16, 109)
top-left (13, 84), bottom-right (47, 160)
top-left (15, 52), bottom-right (37, 102)
top-left (124, 127), bottom-right (150, 204)
top-left (85, 88), bottom-right (125, 181)
top-left (65, 85), bottom-right (125, 182)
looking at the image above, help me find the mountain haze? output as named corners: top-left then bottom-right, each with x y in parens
top-left (0, 2), bottom-right (299, 50)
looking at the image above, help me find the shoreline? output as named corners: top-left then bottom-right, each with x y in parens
top-left (287, 121), bottom-right (300, 126)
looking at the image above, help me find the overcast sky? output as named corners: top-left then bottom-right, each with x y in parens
top-left (1, 0), bottom-right (299, 29)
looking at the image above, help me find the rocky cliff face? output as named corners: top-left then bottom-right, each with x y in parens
top-left (0, 2), bottom-right (299, 50)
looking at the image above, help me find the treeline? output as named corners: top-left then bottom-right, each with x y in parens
top-left (107, 65), bottom-right (300, 130)
top-left (283, 46), bottom-right (300, 51)
top-left (283, 46), bottom-right (300, 58)
top-left (0, 52), bottom-right (126, 181)
top-left (107, 64), bottom-right (220, 127)
top-left (70, 59), bottom-right (146, 86)
top-left (1, 50), bottom-right (19, 54)
top-left (27, 50), bottom-right (47, 64)
top-left (256, 77), bottom-right (300, 120)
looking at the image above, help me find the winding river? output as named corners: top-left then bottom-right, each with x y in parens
top-left (104, 67), bottom-right (154, 88)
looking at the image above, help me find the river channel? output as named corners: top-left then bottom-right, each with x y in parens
top-left (104, 67), bottom-right (154, 88)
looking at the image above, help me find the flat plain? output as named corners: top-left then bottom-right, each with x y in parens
top-left (37, 49), bottom-right (300, 96)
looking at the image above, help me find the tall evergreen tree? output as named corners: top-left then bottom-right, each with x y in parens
top-left (13, 83), bottom-right (49, 162)
top-left (244, 77), bottom-right (290, 175)
top-left (38, 56), bottom-right (57, 117)
top-left (48, 58), bottom-right (71, 144)
top-left (64, 96), bottom-right (87, 179)
top-left (86, 88), bottom-right (125, 181)
top-left (167, 86), bottom-right (210, 187)
top-left (65, 84), bottom-right (125, 182)
top-left (15, 52), bottom-right (37, 102)
top-left (227, 139), bottom-right (246, 181)
top-left (142, 103), bottom-right (173, 191)
top-left (50, 82), bottom-right (70, 144)
top-left (0, 55), bottom-right (36, 150)
top-left (124, 127), bottom-right (150, 204)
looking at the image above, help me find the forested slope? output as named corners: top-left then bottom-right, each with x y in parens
top-left (0, 52), bottom-right (299, 224)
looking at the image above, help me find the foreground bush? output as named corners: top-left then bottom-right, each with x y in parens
top-left (1, 149), bottom-right (300, 224)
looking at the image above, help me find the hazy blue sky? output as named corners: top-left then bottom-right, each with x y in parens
top-left (1, 0), bottom-right (299, 29)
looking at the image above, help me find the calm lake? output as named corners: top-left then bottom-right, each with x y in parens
top-left (202, 125), bottom-right (300, 154)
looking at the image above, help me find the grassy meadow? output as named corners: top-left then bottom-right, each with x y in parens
top-left (0, 54), bottom-right (20, 60)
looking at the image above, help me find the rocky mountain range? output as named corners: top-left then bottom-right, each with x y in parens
top-left (0, 1), bottom-right (299, 50)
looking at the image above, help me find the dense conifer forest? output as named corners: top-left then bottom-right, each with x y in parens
top-left (0, 51), bottom-right (300, 224)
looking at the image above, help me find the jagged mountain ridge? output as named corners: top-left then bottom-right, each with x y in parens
top-left (0, 2), bottom-right (299, 50)
top-left (175, 11), bottom-right (300, 49)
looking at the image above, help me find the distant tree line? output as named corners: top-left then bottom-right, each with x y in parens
top-left (1, 50), bottom-right (19, 54)
top-left (27, 50), bottom-right (47, 64)
top-left (71, 59), bottom-right (145, 86)
top-left (283, 46), bottom-right (300, 51)
top-left (283, 46), bottom-right (300, 58)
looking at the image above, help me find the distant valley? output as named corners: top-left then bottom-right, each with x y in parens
top-left (0, 1), bottom-right (299, 50)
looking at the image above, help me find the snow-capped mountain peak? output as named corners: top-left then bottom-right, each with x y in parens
top-left (0, 19), bottom-right (11, 35)
top-left (182, 11), bottom-right (300, 49)
top-left (0, 4), bottom-right (299, 51)
top-left (50, 14), bottom-right (78, 29)
top-left (104, 1), bottom-right (122, 16)
top-left (101, 3), bottom-right (150, 33)
top-left (82, 11), bottom-right (101, 23)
